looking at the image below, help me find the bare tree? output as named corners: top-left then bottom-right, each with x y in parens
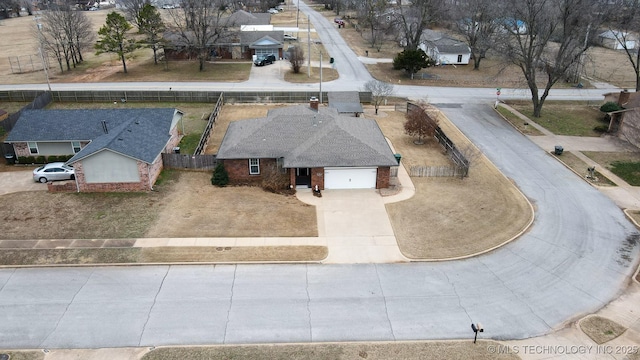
top-left (288, 45), bottom-right (305, 73)
top-left (501, 0), bottom-right (601, 117)
top-left (165, 0), bottom-right (232, 71)
top-left (357, 0), bottom-right (390, 50)
top-left (449, 0), bottom-right (504, 70)
top-left (404, 101), bottom-right (439, 144)
top-left (119, 0), bottom-right (150, 30)
top-left (392, 0), bottom-right (446, 50)
top-left (38, 5), bottom-right (95, 72)
top-left (606, 0), bottom-right (640, 91)
top-left (363, 79), bottom-right (394, 115)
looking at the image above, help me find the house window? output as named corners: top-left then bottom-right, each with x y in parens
top-left (249, 158), bottom-right (260, 174)
top-left (28, 142), bottom-right (38, 154)
top-left (457, 54), bottom-right (463, 63)
top-left (72, 141), bottom-right (81, 153)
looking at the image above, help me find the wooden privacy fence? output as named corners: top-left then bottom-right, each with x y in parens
top-left (194, 93), bottom-right (223, 155)
top-left (162, 153), bottom-right (217, 170)
top-left (406, 101), bottom-right (470, 178)
top-left (410, 165), bottom-right (468, 178)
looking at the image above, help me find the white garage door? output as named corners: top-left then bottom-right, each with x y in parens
top-left (324, 167), bottom-right (377, 189)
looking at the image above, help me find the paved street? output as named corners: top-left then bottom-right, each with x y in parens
top-left (1, 103), bottom-right (637, 349)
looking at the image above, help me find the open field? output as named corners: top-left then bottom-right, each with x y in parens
top-left (374, 108), bottom-right (533, 259)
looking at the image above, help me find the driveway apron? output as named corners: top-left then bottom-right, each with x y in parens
top-left (0, 170), bottom-right (46, 196)
top-left (297, 189), bottom-right (408, 263)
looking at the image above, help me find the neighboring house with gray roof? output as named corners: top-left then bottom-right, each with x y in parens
top-left (418, 30), bottom-right (471, 65)
top-left (216, 99), bottom-right (397, 190)
top-left (239, 31), bottom-right (284, 59)
top-left (328, 91), bottom-right (364, 117)
top-left (6, 108), bottom-right (183, 192)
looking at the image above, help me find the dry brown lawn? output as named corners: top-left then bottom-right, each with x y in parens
top-left (142, 340), bottom-right (520, 360)
top-left (146, 172), bottom-right (317, 238)
top-left (284, 66), bottom-right (339, 82)
top-left (0, 171), bottom-right (317, 240)
top-left (0, 246), bottom-right (327, 265)
top-left (554, 151), bottom-right (616, 186)
top-left (376, 109), bottom-right (533, 259)
top-left (580, 316), bottom-right (627, 344)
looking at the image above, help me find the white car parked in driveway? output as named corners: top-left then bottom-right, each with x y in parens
top-left (268, 8), bottom-right (279, 14)
top-left (283, 34), bottom-right (297, 41)
top-left (32, 162), bottom-right (75, 183)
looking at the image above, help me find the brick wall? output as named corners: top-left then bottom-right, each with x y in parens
top-left (376, 167), bottom-right (390, 189)
top-left (224, 158), bottom-right (277, 186)
top-left (47, 180), bottom-right (77, 193)
top-left (164, 126), bottom-right (181, 153)
top-left (12, 142), bottom-right (29, 157)
top-left (311, 167), bottom-right (324, 190)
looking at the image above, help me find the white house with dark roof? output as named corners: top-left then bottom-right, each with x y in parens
top-left (216, 99), bottom-right (398, 190)
top-left (419, 30), bottom-right (471, 65)
top-left (6, 108), bottom-right (183, 192)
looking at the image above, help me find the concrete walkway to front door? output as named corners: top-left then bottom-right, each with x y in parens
top-left (296, 163), bottom-right (415, 263)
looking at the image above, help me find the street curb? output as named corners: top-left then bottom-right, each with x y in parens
top-left (404, 104), bottom-right (536, 262)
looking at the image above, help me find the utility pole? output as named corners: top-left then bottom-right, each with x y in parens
top-left (307, 14), bottom-right (311, 77)
top-left (35, 18), bottom-right (51, 92)
top-left (319, 52), bottom-right (322, 104)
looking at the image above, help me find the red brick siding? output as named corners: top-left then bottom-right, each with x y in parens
top-left (311, 167), bottom-right (324, 190)
top-left (47, 180), bottom-right (77, 193)
top-left (223, 158), bottom-right (278, 186)
top-left (164, 126), bottom-right (181, 153)
top-left (376, 167), bottom-right (390, 189)
top-left (13, 142), bottom-right (30, 157)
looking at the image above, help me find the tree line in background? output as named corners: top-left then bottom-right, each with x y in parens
top-left (331, 0), bottom-right (640, 117)
top-left (20, 0), bottom-right (640, 117)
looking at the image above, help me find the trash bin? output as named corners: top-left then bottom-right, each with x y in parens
top-left (173, 147), bottom-right (180, 154)
top-left (4, 153), bottom-right (15, 165)
top-left (554, 146), bottom-right (563, 155)
top-left (394, 153), bottom-right (402, 164)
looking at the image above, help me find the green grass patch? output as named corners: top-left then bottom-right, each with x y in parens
top-left (0, 351), bottom-right (44, 360)
top-left (610, 161), bottom-right (640, 185)
top-left (179, 133), bottom-right (202, 155)
top-left (508, 101), bottom-right (605, 136)
top-left (496, 106), bottom-right (544, 136)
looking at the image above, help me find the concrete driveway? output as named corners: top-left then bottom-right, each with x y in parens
top-left (0, 169), bottom-right (46, 196)
top-left (297, 188), bottom-right (407, 263)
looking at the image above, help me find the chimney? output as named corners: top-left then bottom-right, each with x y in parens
top-left (101, 120), bottom-right (108, 134)
top-left (618, 89), bottom-right (630, 107)
top-left (310, 96), bottom-right (319, 110)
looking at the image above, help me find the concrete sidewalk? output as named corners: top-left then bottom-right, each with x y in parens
top-left (499, 103), bottom-right (640, 211)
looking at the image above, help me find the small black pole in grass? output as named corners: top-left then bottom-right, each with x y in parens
top-left (471, 323), bottom-right (484, 343)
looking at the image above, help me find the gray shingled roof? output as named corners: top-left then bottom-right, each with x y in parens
top-left (240, 31), bottom-right (284, 46)
top-left (328, 91), bottom-right (364, 114)
top-left (226, 10), bottom-right (271, 26)
top-left (216, 105), bottom-right (397, 168)
top-left (7, 108), bottom-right (180, 164)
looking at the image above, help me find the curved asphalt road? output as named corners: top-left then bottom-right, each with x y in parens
top-left (0, 3), bottom-right (638, 350)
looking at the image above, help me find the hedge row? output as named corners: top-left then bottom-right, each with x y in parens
top-left (17, 155), bottom-right (74, 164)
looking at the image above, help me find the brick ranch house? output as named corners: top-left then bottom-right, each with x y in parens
top-left (216, 99), bottom-right (398, 190)
top-left (5, 108), bottom-right (183, 192)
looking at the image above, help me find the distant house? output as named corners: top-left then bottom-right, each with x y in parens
top-left (216, 98), bottom-right (398, 190)
top-left (598, 30), bottom-right (637, 50)
top-left (328, 91), bottom-right (364, 117)
top-left (163, 10), bottom-right (276, 60)
top-left (602, 90), bottom-right (640, 147)
top-left (240, 31), bottom-right (284, 60)
top-left (418, 30), bottom-right (471, 65)
top-left (6, 108), bottom-right (183, 192)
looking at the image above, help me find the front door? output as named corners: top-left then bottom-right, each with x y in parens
top-left (295, 168), bottom-right (311, 187)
